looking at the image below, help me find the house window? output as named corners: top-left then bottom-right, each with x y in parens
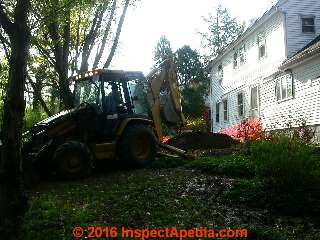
top-left (251, 86), bottom-right (259, 110)
top-left (216, 102), bottom-right (220, 122)
top-left (237, 92), bottom-right (244, 117)
top-left (301, 16), bottom-right (315, 33)
top-left (233, 45), bottom-right (246, 68)
top-left (233, 52), bottom-right (238, 69)
top-left (223, 99), bottom-right (228, 121)
top-left (257, 32), bottom-right (266, 59)
top-left (250, 86), bottom-right (259, 118)
top-left (217, 64), bottom-right (223, 81)
top-left (239, 45), bottom-right (246, 65)
top-left (276, 74), bottom-right (293, 101)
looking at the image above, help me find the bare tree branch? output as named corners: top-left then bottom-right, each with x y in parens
top-left (93, 0), bottom-right (117, 69)
top-left (104, 0), bottom-right (130, 69)
top-left (71, 10), bottom-right (82, 75)
top-left (62, 9), bottom-right (70, 76)
top-left (27, 75), bottom-right (52, 116)
top-left (32, 39), bottom-right (56, 68)
top-left (80, 4), bottom-right (106, 72)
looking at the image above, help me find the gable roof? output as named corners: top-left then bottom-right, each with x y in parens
top-left (294, 34), bottom-right (320, 55)
top-left (280, 34), bottom-right (320, 69)
top-left (210, 2), bottom-right (282, 66)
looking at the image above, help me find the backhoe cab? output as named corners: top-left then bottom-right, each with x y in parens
top-left (73, 69), bottom-right (150, 121)
top-left (23, 59), bottom-right (185, 179)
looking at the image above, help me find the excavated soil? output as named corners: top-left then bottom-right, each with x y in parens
top-left (167, 132), bottom-right (240, 151)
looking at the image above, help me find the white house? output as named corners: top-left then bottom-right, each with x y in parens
top-left (209, 0), bottom-right (320, 140)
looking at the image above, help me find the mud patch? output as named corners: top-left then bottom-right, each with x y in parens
top-left (167, 132), bottom-right (240, 151)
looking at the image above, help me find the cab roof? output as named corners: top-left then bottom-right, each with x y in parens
top-left (69, 69), bottom-right (145, 82)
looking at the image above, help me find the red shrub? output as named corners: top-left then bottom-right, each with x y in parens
top-left (222, 118), bottom-right (263, 142)
top-left (162, 136), bottom-right (171, 144)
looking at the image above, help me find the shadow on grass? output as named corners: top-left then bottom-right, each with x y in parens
top-left (150, 155), bottom-right (255, 179)
top-left (22, 154), bottom-right (320, 240)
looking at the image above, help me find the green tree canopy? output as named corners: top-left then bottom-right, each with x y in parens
top-left (175, 45), bottom-right (207, 89)
top-left (200, 4), bottom-right (245, 59)
top-left (175, 45), bottom-right (209, 118)
top-left (153, 35), bottom-right (173, 66)
top-left (27, 0), bottom-right (135, 109)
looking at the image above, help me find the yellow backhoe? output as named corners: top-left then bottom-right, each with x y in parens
top-left (22, 58), bottom-right (187, 178)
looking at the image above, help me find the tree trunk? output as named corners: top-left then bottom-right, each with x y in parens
top-left (32, 76), bottom-right (41, 110)
top-left (93, 0), bottom-right (117, 69)
top-left (104, 0), bottom-right (130, 69)
top-left (80, 7), bottom-right (102, 72)
top-left (28, 77), bottom-right (52, 116)
top-left (0, 0), bottom-right (30, 238)
top-left (47, 10), bottom-right (73, 109)
top-left (60, 10), bottom-right (73, 109)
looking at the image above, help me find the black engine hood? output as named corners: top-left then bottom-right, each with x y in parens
top-left (37, 108), bottom-right (77, 125)
top-left (28, 108), bottom-right (78, 134)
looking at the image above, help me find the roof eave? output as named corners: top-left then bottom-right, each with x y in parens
top-left (280, 46), bottom-right (320, 70)
top-left (210, 6), bottom-right (280, 67)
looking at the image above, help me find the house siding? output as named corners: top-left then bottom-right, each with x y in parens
top-left (261, 57), bottom-right (320, 131)
top-left (211, 11), bottom-right (286, 132)
top-left (280, 0), bottom-right (320, 57)
top-left (210, 0), bottom-right (320, 138)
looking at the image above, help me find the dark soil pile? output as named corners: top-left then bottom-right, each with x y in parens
top-left (167, 132), bottom-right (240, 150)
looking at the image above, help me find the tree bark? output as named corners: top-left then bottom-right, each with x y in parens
top-left (104, 0), bottom-right (130, 69)
top-left (0, 0), bottom-right (30, 238)
top-left (80, 2), bottom-right (111, 72)
top-left (71, 11), bottom-right (82, 75)
top-left (47, 12), bottom-right (73, 109)
top-left (93, 0), bottom-right (117, 69)
top-left (79, 7), bottom-right (102, 72)
top-left (31, 75), bottom-right (41, 110)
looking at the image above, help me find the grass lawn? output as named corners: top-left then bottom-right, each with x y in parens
top-left (22, 156), bottom-right (320, 240)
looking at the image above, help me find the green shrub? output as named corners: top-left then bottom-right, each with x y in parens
top-left (226, 178), bottom-right (320, 217)
top-left (181, 87), bottom-right (206, 118)
top-left (250, 135), bottom-right (317, 189)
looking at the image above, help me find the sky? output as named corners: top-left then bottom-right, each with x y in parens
top-left (111, 0), bottom-right (277, 74)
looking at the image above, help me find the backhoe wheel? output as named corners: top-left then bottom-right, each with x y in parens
top-left (53, 141), bottom-right (94, 179)
top-left (118, 124), bottom-right (157, 168)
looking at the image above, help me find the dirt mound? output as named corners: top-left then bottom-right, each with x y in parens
top-left (167, 132), bottom-right (240, 150)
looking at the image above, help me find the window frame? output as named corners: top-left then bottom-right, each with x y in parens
top-left (301, 15), bottom-right (315, 33)
top-left (217, 63), bottom-right (223, 82)
top-left (233, 51), bottom-right (238, 69)
top-left (250, 85), bottom-right (259, 111)
top-left (233, 44), bottom-right (246, 69)
top-left (215, 102), bottom-right (220, 123)
top-left (275, 74), bottom-right (294, 102)
top-left (237, 92), bottom-right (245, 117)
top-left (222, 99), bottom-right (228, 122)
top-left (257, 32), bottom-right (267, 60)
top-left (239, 44), bottom-right (246, 65)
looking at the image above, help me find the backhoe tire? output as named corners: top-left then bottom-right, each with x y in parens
top-left (118, 124), bottom-right (157, 168)
top-left (53, 141), bottom-right (94, 179)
